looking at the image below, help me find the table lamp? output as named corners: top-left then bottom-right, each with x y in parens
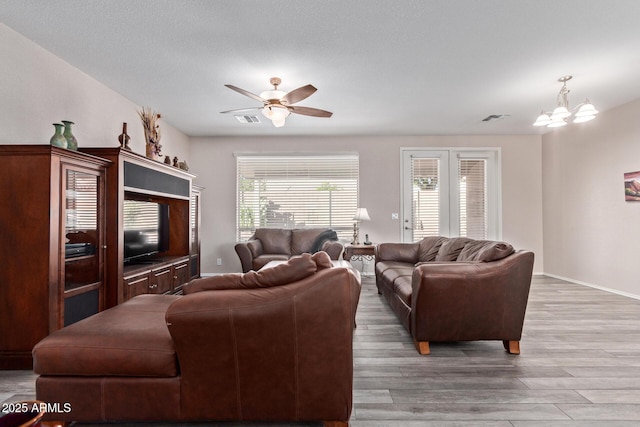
top-left (351, 207), bottom-right (370, 245)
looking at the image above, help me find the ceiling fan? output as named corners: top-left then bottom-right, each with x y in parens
top-left (221, 77), bottom-right (333, 127)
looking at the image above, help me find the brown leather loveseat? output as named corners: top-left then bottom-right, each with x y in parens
top-left (32, 252), bottom-right (360, 426)
top-left (235, 227), bottom-right (344, 272)
top-left (375, 236), bottom-right (534, 355)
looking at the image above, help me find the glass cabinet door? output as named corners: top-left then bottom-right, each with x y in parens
top-left (64, 169), bottom-right (101, 291)
top-left (62, 165), bottom-right (105, 327)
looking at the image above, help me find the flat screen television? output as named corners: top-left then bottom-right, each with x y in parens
top-left (123, 199), bottom-right (170, 263)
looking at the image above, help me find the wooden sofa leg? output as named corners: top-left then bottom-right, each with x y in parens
top-left (414, 340), bottom-right (431, 355)
top-left (503, 340), bottom-right (520, 354)
top-left (324, 421), bottom-right (349, 427)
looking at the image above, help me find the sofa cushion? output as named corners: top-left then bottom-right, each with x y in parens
top-left (392, 276), bottom-right (412, 306)
top-left (291, 228), bottom-right (324, 255)
top-left (185, 253), bottom-right (319, 293)
top-left (252, 254), bottom-right (290, 270)
top-left (254, 228), bottom-right (292, 255)
top-left (33, 295), bottom-right (179, 377)
top-left (435, 237), bottom-right (473, 261)
top-left (417, 236), bottom-right (447, 262)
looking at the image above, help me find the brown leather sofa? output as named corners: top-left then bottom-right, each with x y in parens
top-left (32, 252), bottom-right (360, 426)
top-left (235, 227), bottom-right (344, 272)
top-left (375, 236), bottom-right (534, 355)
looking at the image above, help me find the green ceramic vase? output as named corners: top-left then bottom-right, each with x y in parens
top-left (49, 123), bottom-right (67, 148)
top-left (62, 120), bottom-right (78, 150)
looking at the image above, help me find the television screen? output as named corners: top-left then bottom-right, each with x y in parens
top-left (123, 199), bottom-right (169, 262)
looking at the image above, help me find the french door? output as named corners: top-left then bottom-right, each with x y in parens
top-left (401, 148), bottom-right (500, 242)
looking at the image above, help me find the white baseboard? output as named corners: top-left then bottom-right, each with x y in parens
top-left (542, 272), bottom-right (640, 301)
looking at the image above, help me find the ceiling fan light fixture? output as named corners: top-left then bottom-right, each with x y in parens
top-left (223, 77), bottom-right (332, 128)
top-left (272, 117), bottom-right (286, 127)
top-left (262, 104), bottom-right (290, 126)
top-left (259, 89), bottom-right (286, 100)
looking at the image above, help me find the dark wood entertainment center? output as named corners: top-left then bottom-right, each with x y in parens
top-left (0, 145), bottom-right (200, 369)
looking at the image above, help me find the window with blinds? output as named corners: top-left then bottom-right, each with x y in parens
top-left (236, 154), bottom-right (359, 241)
top-left (411, 158), bottom-right (440, 241)
top-left (458, 158), bottom-right (487, 239)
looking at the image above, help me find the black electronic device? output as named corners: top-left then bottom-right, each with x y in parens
top-left (122, 198), bottom-right (170, 263)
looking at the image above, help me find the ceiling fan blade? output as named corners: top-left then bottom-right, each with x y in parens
top-left (220, 107), bottom-right (263, 114)
top-left (288, 105), bottom-right (333, 118)
top-left (224, 84), bottom-right (265, 103)
top-left (281, 84), bottom-right (317, 105)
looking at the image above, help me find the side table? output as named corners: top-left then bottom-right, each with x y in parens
top-left (343, 244), bottom-right (376, 276)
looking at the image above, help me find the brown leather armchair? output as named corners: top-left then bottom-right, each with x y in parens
top-left (235, 228), bottom-right (344, 272)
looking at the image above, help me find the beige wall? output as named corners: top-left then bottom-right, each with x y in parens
top-left (0, 24), bottom-right (189, 159)
top-left (542, 98), bottom-right (640, 298)
top-left (189, 135), bottom-right (544, 274)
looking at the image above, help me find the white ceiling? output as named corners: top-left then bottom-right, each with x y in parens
top-left (3, 0), bottom-right (640, 137)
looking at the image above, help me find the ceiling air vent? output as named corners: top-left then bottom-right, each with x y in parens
top-left (482, 114), bottom-right (510, 122)
top-left (235, 115), bottom-right (261, 124)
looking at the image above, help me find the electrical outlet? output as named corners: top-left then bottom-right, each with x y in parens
top-left (391, 213), bottom-right (399, 220)
top-left (216, 258), bottom-right (222, 266)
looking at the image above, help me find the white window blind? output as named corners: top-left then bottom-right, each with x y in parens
top-left (410, 157), bottom-right (440, 241)
top-left (458, 158), bottom-right (487, 239)
top-left (65, 170), bottom-right (98, 231)
top-left (236, 154), bottom-right (359, 241)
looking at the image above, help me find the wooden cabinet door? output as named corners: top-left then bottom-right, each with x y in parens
top-left (124, 273), bottom-right (151, 300)
top-left (172, 260), bottom-right (190, 293)
top-left (151, 267), bottom-right (172, 294)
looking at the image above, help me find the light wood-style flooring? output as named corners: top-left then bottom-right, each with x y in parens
top-left (2, 275), bottom-right (640, 426)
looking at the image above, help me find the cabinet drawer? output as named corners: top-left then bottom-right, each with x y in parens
top-left (151, 267), bottom-right (173, 294)
top-left (124, 273), bottom-right (150, 300)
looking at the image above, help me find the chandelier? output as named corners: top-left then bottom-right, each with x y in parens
top-left (533, 75), bottom-right (598, 128)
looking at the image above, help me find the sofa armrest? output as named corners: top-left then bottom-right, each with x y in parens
top-left (165, 267), bottom-right (358, 421)
top-left (375, 242), bottom-right (419, 264)
top-left (234, 239), bottom-right (263, 272)
top-left (321, 240), bottom-right (344, 260)
top-left (410, 251), bottom-right (535, 342)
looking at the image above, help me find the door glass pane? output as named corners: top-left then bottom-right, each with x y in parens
top-left (65, 170), bottom-right (99, 290)
top-left (411, 158), bottom-right (440, 242)
top-left (458, 159), bottom-right (487, 239)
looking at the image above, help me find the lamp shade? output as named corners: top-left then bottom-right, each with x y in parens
top-left (353, 208), bottom-right (371, 221)
top-left (575, 100), bottom-right (599, 117)
top-left (533, 111), bottom-right (552, 127)
top-left (551, 106), bottom-right (571, 120)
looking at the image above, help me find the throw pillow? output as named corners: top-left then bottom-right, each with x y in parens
top-left (435, 237), bottom-right (472, 261)
top-left (477, 241), bottom-right (515, 262)
top-left (417, 236), bottom-right (447, 262)
top-left (457, 240), bottom-right (490, 261)
top-left (312, 251), bottom-right (333, 269)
